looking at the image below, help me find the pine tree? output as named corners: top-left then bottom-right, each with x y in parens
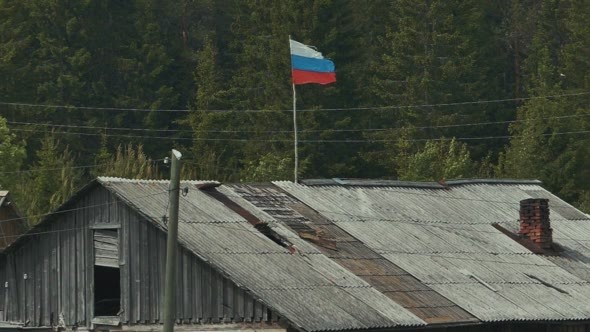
top-left (364, 0), bottom-right (513, 178)
top-left (398, 138), bottom-right (475, 181)
top-left (15, 134), bottom-right (81, 224)
top-left (94, 144), bottom-right (161, 179)
top-left (499, 0), bottom-right (590, 209)
top-left (0, 116), bottom-right (26, 190)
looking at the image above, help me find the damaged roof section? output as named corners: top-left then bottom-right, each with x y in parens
top-left (223, 184), bottom-right (476, 325)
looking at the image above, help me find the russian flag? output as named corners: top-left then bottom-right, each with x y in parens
top-left (290, 39), bottom-right (336, 85)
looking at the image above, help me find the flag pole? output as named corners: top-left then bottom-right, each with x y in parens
top-left (289, 36), bottom-right (335, 184)
top-left (292, 82), bottom-right (298, 183)
top-left (289, 35), bottom-right (298, 183)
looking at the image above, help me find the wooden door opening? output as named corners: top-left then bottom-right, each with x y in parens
top-left (94, 265), bottom-right (120, 316)
top-left (93, 229), bottom-right (120, 317)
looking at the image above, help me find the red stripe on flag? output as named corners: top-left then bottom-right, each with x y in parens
top-left (292, 69), bottom-right (336, 85)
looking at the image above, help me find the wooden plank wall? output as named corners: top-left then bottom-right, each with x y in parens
top-left (0, 186), bottom-right (118, 327)
top-left (94, 230), bottom-right (118, 268)
top-left (119, 198), bottom-right (272, 324)
top-left (0, 186), bottom-right (275, 328)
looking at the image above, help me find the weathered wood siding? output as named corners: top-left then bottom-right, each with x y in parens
top-left (0, 186), bottom-right (118, 327)
top-left (94, 230), bottom-right (118, 268)
top-left (0, 185), bottom-right (273, 328)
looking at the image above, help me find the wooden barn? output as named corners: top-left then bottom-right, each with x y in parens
top-left (1, 177), bottom-right (590, 332)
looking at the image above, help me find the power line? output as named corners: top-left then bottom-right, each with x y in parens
top-left (0, 163), bottom-right (107, 175)
top-left (8, 121), bottom-right (196, 134)
top-left (8, 126), bottom-right (590, 143)
top-left (0, 167), bottom-right (581, 224)
top-left (0, 183), bottom-right (558, 226)
top-left (218, 181), bottom-right (581, 214)
top-left (0, 189), bottom-right (169, 224)
top-left (3, 188), bottom-right (586, 270)
top-left (7, 111), bottom-right (590, 134)
top-left (2, 221), bottom-right (566, 271)
top-left (1, 91), bottom-right (588, 113)
top-left (0, 158), bottom-right (165, 175)
top-left (315, 91), bottom-right (590, 112)
top-left (173, 221), bottom-right (586, 269)
top-left (7, 127), bottom-right (289, 142)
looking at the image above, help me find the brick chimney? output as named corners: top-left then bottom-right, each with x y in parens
top-left (519, 198), bottom-right (552, 249)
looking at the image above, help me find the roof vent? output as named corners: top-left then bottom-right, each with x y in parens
top-left (519, 198), bottom-right (553, 249)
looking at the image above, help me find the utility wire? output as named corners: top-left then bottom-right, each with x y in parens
top-left (0, 168), bottom-right (580, 224)
top-left (7, 121), bottom-right (196, 134)
top-left (198, 186), bottom-right (578, 212)
top-left (7, 111), bottom-right (590, 134)
top-left (1, 182), bottom-right (571, 225)
top-left (4, 188), bottom-right (587, 269)
top-left (0, 163), bottom-right (108, 175)
top-left (0, 158), bottom-right (164, 175)
top-left (1, 221), bottom-right (572, 271)
top-left (8, 221), bottom-right (588, 275)
top-left (0, 91), bottom-right (588, 113)
top-left (0, 190), bottom-right (169, 224)
top-left (7, 126), bottom-right (590, 143)
top-left (5, 223), bottom-right (577, 272)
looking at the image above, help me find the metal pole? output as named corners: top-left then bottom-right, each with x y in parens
top-left (162, 149), bottom-right (182, 332)
top-left (292, 83), bottom-right (298, 183)
top-left (289, 35), bottom-right (298, 183)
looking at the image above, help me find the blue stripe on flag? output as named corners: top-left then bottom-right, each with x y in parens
top-left (291, 55), bottom-right (335, 73)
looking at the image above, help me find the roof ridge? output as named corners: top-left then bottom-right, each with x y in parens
top-left (292, 178), bottom-right (542, 187)
top-left (97, 176), bottom-right (219, 184)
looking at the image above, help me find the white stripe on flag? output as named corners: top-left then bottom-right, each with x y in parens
top-left (289, 39), bottom-right (324, 59)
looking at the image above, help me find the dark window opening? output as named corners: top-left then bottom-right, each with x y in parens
top-left (94, 266), bottom-right (120, 316)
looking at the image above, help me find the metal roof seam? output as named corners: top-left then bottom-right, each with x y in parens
top-left (201, 251), bottom-right (324, 255)
top-left (425, 281), bottom-right (590, 285)
top-left (374, 250), bottom-right (536, 255)
top-left (255, 285), bottom-right (373, 290)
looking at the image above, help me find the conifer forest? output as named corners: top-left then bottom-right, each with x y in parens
top-left (0, 0), bottom-right (589, 222)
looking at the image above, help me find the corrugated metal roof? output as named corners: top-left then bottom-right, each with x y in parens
top-left (97, 178), bottom-right (425, 331)
top-left (225, 184), bottom-right (476, 324)
top-left (275, 181), bottom-right (590, 322)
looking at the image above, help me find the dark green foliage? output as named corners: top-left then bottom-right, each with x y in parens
top-left (397, 138), bottom-right (475, 181)
top-left (93, 144), bottom-right (162, 179)
top-left (0, 116), bottom-right (26, 189)
top-left (499, 0), bottom-right (590, 210)
top-left (0, 0), bottom-right (589, 221)
top-left (12, 134), bottom-right (81, 225)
